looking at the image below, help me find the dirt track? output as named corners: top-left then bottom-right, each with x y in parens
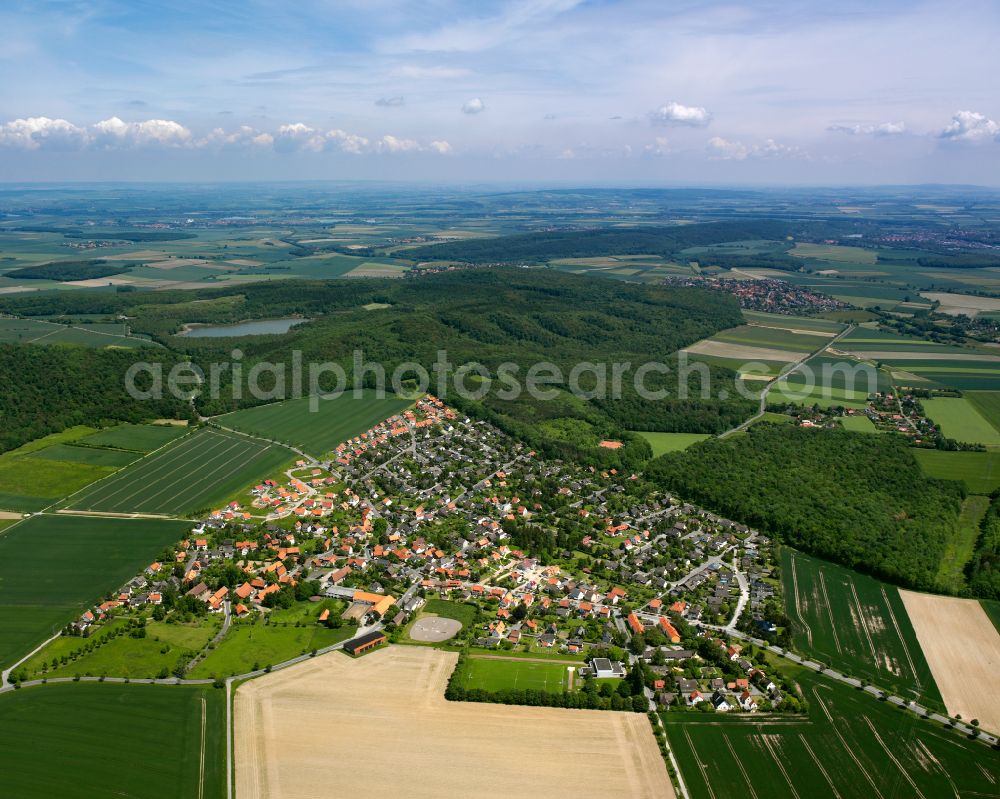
top-left (900, 589), bottom-right (1000, 734)
top-left (235, 646), bottom-right (674, 799)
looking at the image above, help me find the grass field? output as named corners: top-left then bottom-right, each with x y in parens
top-left (840, 414), bottom-right (877, 432)
top-left (213, 390), bottom-right (413, 457)
top-left (982, 599), bottom-right (1000, 635)
top-left (913, 449), bottom-right (1000, 494)
top-left (19, 616), bottom-right (222, 679)
top-left (420, 598), bottom-right (477, 627)
top-left (0, 514), bottom-right (188, 669)
top-left (0, 683), bottom-right (224, 798)
top-left (965, 390), bottom-right (1000, 432)
top-left (64, 427), bottom-right (293, 515)
top-left (635, 431), bottom-right (711, 456)
top-left (80, 423), bottom-right (189, 452)
top-left (937, 495), bottom-right (990, 593)
top-left (454, 655), bottom-right (571, 693)
top-left (922, 396), bottom-right (1000, 446)
top-left (664, 667), bottom-right (994, 799)
top-left (781, 548), bottom-right (941, 708)
top-left (187, 620), bottom-right (353, 678)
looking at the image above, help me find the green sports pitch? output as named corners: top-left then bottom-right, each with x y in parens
top-left (63, 427), bottom-right (293, 515)
top-left (212, 390), bottom-right (414, 457)
top-left (456, 656), bottom-right (570, 693)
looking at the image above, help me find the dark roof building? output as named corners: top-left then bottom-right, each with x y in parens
top-left (343, 630), bottom-right (387, 656)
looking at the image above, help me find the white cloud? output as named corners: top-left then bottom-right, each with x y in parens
top-left (374, 134), bottom-right (419, 153)
top-left (198, 126), bottom-right (273, 148)
top-left (375, 95), bottom-right (405, 107)
top-left (92, 117), bottom-right (192, 148)
top-left (644, 136), bottom-right (670, 157)
top-left (829, 121), bottom-right (906, 136)
top-left (429, 140), bottom-right (452, 154)
top-left (649, 102), bottom-right (711, 127)
top-left (708, 136), bottom-right (803, 160)
top-left (0, 116), bottom-right (87, 149)
top-left (461, 97), bottom-right (486, 115)
top-left (939, 110), bottom-right (1000, 142)
top-left (326, 129), bottom-right (371, 154)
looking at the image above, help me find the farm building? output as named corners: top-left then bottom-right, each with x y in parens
top-left (343, 631), bottom-right (387, 656)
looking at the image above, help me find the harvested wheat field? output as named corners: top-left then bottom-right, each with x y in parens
top-left (900, 589), bottom-right (1000, 733)
top-left (235, 646), bottom-right (673, 799)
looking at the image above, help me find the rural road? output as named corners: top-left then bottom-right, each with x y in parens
top-left (719, 323), bottom-right (856, 438)
top-left (706, 626), bottom-right (1000, 747)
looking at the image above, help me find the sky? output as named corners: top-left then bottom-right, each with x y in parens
top-left (0, 0), bottom-right (998, 184)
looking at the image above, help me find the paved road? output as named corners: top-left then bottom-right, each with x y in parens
top-left (719, 324), bottom-right (856, 438)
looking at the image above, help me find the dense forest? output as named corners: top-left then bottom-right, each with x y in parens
top-left (966, 491), bottom-right (1000, 599)
top-left (0, 345), bottom-right (191, 451)
top-left (0, 269), bottom-right (755, 460)
top-left (405, 219), bottom-right (869, 264)
top-left (6, 260), bottom-right (132, 281)
top-left (645, 424), bottom-right (966, 592)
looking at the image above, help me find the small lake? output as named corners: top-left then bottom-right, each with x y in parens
top-left (180, 318), bottom-right (308, 337)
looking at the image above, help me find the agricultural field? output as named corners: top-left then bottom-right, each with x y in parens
top-left (0, 316), bottom-right (156, 348)
top-left (187, 619), bottom-right (353, 678)
top-left (740, 310), bottom-right (847, 335)
top-left (664, 668), bottom-right (995, 799)
top-left (636, 431), bottom-right (711, 456)
top-left (914, 449), bottom-right (1000, 495)
top-left (781, 548), bottom-right (941, 707)
top-left (0, 683), bottom-right (224, 799)
top-left (213, 390), bottom-right (413, 457)
top-left (453, 655), bottom-right (573, 693)
top-left (965, 390), bottom-right (1000, 431)
top-left (79, 422), bottom-right (189, 452)
top-left (235, 646), bottom-right (671, 799)
top-left (836, 327), bottom-right (1000, 390)
top-left (921, 396), bottom-right (1000, 446)
top-left (63, 427), bottom-right (293, 516)
top-left (901, 590), bottom-right (1000, 734)
top-left (0, 514), bottom-right (187, 668)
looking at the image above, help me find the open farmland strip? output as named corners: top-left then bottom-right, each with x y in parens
top-left (798, 734), bottom-right (842, 799)
top-left (132, 438), bottom-right (265, 512)
top-left (849, 581), bottom-right (879, 668)
top-left (882, 587), bottom-right (919, 686)
top-left (790, 554), bottom-right (813, 646)
top-left (811, 687), bottom-right (885, 799)
top-left (682, 728), bottom-right (717, 799)
top-left (819, 571), bottom-right (842, 654)
top-left (723, 734), bottom-right (758, 799)
top-left (67, 430), bottom-right (216, 508)
top-left (862, 716), bottom-right (927, 799)
top-left (759, 734), bottom-right (801, 799)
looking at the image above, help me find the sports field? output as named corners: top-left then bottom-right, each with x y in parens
top-left (213, 390), bottom-right (413, 457)
top-left (914, 449), bottom-right (1000, 494)
top-left (664, 668), bottom-right (995, 799)
top-left (0, 514), bottom-right (187, 668)
top-left (235, 646), bottom-right (672, 799)
top-left (0, 683), bottom-right (224, 798)
top-left (922, 396), bottom-right (1000, 446)
top-left (636, 431), bottom-right (711, 456)
top-left (64, 427), bottom-right (293, 515)
top-left (455, 655), bottom-right (571, 693)
top-left (781, 548), bottom-right (941, 707)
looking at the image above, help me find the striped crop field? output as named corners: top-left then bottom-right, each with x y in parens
top-left (63, 427), bottom-right (293, 516)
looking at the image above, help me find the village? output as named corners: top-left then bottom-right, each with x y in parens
top-left (43, 395), bottom-right (800, 716)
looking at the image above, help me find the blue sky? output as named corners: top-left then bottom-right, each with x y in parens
top-left (1, 0), bottom-right (998, 183)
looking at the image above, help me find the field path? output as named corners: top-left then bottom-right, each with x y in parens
top-left (789, 554), bottom-right (813, 647)
top-left (720, 324), bottom-right (855, 437)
